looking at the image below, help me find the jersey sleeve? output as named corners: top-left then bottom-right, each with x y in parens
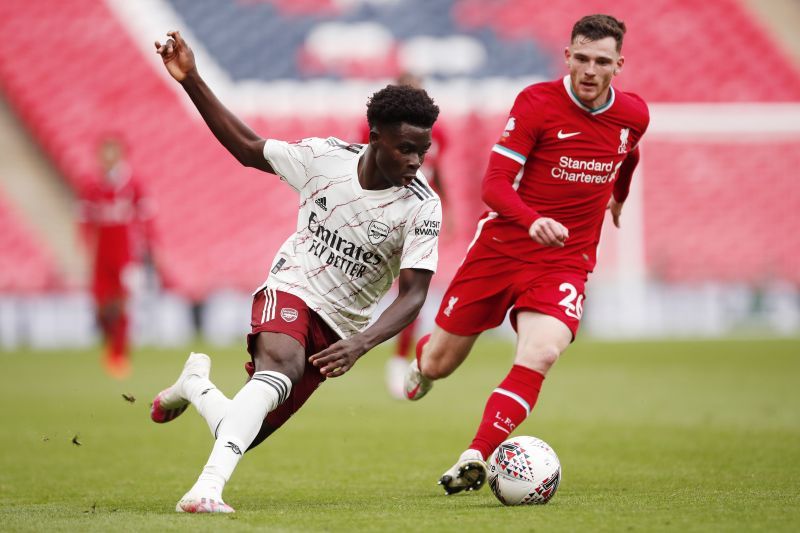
top-left (482, 88), bottom-right (547, 231)
top-left (491, 88), bottom-right (544, 166)
top-left (263, 137), bottom-right (324, 192)
top-left (481, 151), bottom-right (541, 230)
top-left (613, 147), bottom-right (640, 203)
top-left (400, 199), bottom-right (442, 272)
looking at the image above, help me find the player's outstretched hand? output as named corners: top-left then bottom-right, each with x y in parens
top-left (309, 338), bottom-right (367, 378)
top-left (607, 197), bottom-right (624, 228)
top-left (154, 30), bottom-right (196, 82)
top-left (529, 217), bottom-right (569, 247)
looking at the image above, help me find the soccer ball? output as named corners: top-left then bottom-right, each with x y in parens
top-left (487, 436), bottom-right (561, 506)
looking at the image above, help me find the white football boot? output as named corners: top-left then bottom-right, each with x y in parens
top-left (176, 493), bottom-right (235, 514)
top-left (438, 449), bottom-right (487, 495)
top-left (385, 357), bottom-right (409, 400)
top-left (150, 352), bottom-right (211, 423)
top-left (404, 358), bottom-right (433, 401)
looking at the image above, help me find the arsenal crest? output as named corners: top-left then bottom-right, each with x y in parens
top-left (367, 220), bottom-right (389, 245)
top-left (280, 308), bottom-right (298, 322)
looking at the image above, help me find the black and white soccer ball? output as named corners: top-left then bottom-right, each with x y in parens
top-left (488, 436), bottom-right (561, 506)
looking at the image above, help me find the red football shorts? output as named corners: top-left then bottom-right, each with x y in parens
top-left (246, 288), bottom-right (342, 449)
top-left (435, 240), bottom-right (588, 339)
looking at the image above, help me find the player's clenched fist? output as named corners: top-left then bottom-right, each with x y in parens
top-left (154, 30), bottom-right (196, 82)
top-left (528, 217), bottom-right (569, 247)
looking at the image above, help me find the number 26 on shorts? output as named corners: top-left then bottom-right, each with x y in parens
top-left (558, 282), bottom-right (584, 320)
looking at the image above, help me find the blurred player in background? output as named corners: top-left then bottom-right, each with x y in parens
top-left (404, 14), bottom-right (650, 494)
top-left (359, 72), bottom-right (450, 399)
top-left (150, 31), bottom-right (441, 513)
top-left (78, 135), bottom-right (155, 379)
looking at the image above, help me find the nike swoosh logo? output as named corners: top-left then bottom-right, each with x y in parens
top-left (557, 130), bottom-right (581, 139)
top-left (492, 422), bottom-right (511, 434)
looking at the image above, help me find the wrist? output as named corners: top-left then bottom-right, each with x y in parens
top-left (527, 214), bottom-right (542, 236)
top-left (179, 68), bottom-right (201, 86)
top-left (349, 334), bottom-right (373, 358)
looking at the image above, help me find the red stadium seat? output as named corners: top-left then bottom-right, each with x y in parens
top-left (0, 192), bottom-right (60, 292)
top-left (0, 0), bottom-right (797, 298)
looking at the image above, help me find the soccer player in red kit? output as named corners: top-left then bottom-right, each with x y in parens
top-left (404, 14), bottom-right (650, 494)
top-left (79, 136), bottom-right (154, 379)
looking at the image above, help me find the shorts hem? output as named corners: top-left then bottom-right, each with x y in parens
top-left (434, 316), bottom-right (489, 337)
top-left (247, 326), bottom-right (307, 357)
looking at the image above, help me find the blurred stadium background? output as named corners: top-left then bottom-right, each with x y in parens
top-left (1, 0), bottom-right (799, 351)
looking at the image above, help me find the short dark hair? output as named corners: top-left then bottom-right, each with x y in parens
top-left (571, 14), bottom-right (626, 52)
top-left (366, 84), bottom-right (439, 130)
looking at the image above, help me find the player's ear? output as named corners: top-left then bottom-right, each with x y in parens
top-left (563, 46), bottom-right (570, 65)
top-left (615, 56), bottom-right (625, 75)
top-left (368, 127), bottom-right (380, 145)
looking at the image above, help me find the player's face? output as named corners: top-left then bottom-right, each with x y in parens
top-left (372, 123), bottom-right (432, 188)
top-left (564, 36), bottom-right (624, 109)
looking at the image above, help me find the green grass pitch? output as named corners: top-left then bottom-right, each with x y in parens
top-left (0, 336), bottom-right (798, 532)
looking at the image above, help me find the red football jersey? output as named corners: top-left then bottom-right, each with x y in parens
top-left (79, 168), bottom-right (153, 271)
top-left (478, 76), bottom-right (649, 271)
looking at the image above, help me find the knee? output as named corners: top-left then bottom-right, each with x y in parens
top-left (516, 343), bottom-right (561, 374)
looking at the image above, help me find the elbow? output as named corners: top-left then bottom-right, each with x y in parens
top-left (404, 290), bottom-right (428, 321)
top-left (409, 293), bottom-right (427, 319)
top-left (233, 145), bottom-right (263, 169)
top-left (480, 178), bottom-right (491, 203)
top-left (239, 154), bottom-right (260, 168)
top-left (480, 181), bottom-right (497, 209)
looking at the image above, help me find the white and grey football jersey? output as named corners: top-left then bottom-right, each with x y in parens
top-left (256, 137), bottom-right (441, 339)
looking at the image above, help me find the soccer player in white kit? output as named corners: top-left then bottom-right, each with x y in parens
top-left (150, 31), bottom-right (442, 513)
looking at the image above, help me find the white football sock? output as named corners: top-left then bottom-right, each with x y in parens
top-left (190, 371), bottom-right (291, 498)
top-left (182, 374), bottom-right (231, 438)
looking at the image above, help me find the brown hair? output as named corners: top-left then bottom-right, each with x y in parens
top-left (571, 14), bottom-right (626, 52)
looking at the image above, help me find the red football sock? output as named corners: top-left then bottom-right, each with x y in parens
top-left (469, 365), bottom-right (544, 460)
top-left (415, 333), bottom-right (431, 366)
top-left (395, 319), bottom-right (418, 358)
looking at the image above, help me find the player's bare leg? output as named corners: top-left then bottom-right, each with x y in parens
top-left (404, 326), bottom-right (477, 400)
top-left (441, 312), bottom-right (572, 495)
top-left (512, 311), bottom-right (572, 374)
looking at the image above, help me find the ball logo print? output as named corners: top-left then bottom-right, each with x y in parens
top-left (488, 436), bottom-right (561, 505)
